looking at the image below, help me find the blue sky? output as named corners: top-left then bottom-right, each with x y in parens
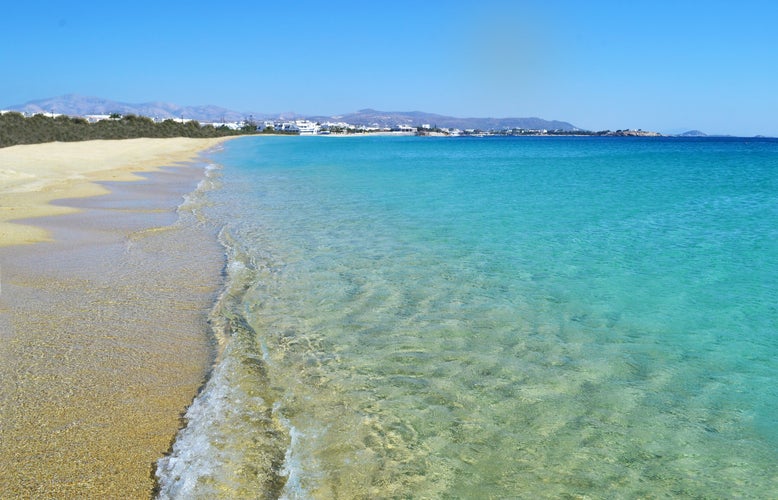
top-left (2, 0), bottom-right (777, 135)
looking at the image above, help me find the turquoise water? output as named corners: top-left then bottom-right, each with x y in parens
top-left (158, 136), bottom-right (778, 498)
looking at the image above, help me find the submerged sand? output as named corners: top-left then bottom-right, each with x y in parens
top-left (0, 137), bottom-right (236, 497)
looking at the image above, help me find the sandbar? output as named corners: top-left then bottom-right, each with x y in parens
top-left (0, 137), bottom-right (237, 497)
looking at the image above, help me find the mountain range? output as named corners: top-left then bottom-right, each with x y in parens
top-left (315, 109), bottom-right (577, 131)
top-left (7, 95), bottom-right (247, 123)
top-left (5, 95), bottom-right (579, 131)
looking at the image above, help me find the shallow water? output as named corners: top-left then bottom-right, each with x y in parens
top-left (158, 136), bottom-right (778, 498)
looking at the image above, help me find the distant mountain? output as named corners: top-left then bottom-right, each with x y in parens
top-left (314, 109), bottom-right (578, 131)
top-left (6, 95), bottom-right (578, 131)
top-left (7, 94), bottom-right (250, 123)
top-left (678, 130), bottom-right (708, 137)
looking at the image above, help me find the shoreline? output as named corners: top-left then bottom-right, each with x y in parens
top-left (0, 137), bottom-right (236, 247)
top-left (0, 137), bottom-right (237, 497)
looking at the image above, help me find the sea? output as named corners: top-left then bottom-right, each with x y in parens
top-left (156, 135), bottom-right (778, 498)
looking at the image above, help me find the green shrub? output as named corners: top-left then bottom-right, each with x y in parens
top-left (0, 112), bottom-right (254, 148)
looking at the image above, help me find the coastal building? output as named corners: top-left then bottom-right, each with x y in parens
top-left (269, 120), bottom-right (323, 135)
top-left (201, 121), bottom-right (242, 130)
top-left (322, 121), bottom-right (351, 129)
top-left (395, 124), bottom-right (416, 133)
top-left (278, 122), bottom-right (298, 132)
top-left (85, 114), bottom-right (113, 123)
top-left (295, 120), bottom-right (320, 135)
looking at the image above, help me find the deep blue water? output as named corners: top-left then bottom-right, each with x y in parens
top-left (158, 136), bottom-right (778, 498)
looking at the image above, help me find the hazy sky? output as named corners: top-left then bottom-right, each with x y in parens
top-left (3, 0), bottom-right (777, 135)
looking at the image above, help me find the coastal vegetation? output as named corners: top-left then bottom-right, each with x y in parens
top-left (0, 112), bottom-right (257, 148)
top-left (256, 125), bottom-right (299, 135)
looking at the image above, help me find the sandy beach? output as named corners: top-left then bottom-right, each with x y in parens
top-left (0, 138), bottom-right (234, 247)
top-left (0, 137), bottom-right (235, 497)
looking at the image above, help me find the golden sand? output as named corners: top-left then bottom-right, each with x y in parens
top-left (0, 137), bottom-right (237, 498)
top-left (0, 137), bottom-right (233, 247)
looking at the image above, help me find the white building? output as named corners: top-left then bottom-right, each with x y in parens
top-left (295, 120), bottom-right (320, 135)
top-left (279, 121), bottom-right (298, 132)
top-left (202, 121), bottom-right (242, 130)
top-left (85, 114), bottom-right (113, 123)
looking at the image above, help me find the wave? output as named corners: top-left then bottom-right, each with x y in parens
top-left (155, 228), bottom-right (295, 498)
top-left (177, 162), bottom-right (223, 224)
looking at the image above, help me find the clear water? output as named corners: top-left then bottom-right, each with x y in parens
top-left (157, 136), bottom-right (778, 498)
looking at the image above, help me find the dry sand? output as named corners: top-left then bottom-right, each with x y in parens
top-left (0, 137), bottom-right (238, 497)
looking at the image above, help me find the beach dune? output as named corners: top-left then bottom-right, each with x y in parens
top-left (0, 137), bottom-right (233, 497)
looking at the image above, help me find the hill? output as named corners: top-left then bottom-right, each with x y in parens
top-left (678, 130), bottom-right (708, 137)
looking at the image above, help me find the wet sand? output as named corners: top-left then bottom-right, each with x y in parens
top-left (0, 137), bottom-right (233, 247)
top-left (0, 138), bottom-right (236, 497)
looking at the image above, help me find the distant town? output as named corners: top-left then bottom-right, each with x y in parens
top-left (0, 109), bottom-right (662, 138)
top-left (253, 118), bottom-right (662, 137)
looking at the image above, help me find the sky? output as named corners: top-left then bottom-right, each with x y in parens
top-left (2, 0), bottom-right (778, 136)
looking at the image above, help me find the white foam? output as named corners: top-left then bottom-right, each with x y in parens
top-left (156, 357), bottom-right (231, 498)
top-left (277, 407), bottom-right (309, 500)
